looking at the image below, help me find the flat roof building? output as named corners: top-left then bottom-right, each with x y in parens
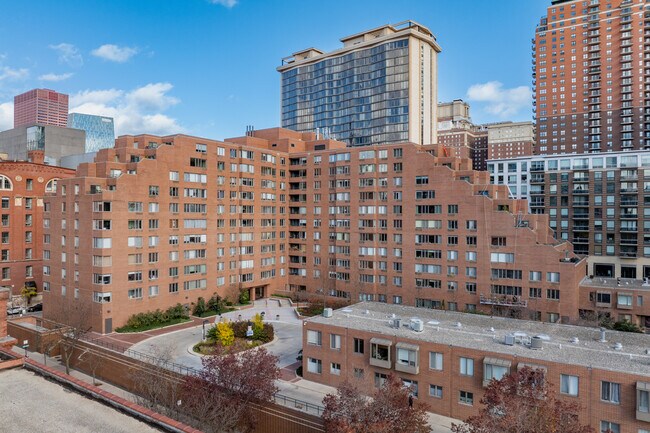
top-left (279, 21), bottom-right (441, 147)
top-left (303, 302), bottom-right (650, 432)
top-left (14, 89), bottom-right (68, 128)
top-left (0, 125), bottom-right (85, 166)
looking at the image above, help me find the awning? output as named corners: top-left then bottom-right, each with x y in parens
top-left (484, 357), bottom-right (512, 368)
top-left (396, 342), bottom-right (419, 351)
top-left (370, 337), bottom-right (393, 346)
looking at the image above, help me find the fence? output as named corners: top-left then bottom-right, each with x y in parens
top-left (79, 334), bottom-right (325, 416)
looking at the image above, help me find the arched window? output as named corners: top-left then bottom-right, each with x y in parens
top-left (45, 179), bottom-right (58, 193)
top-left (0, 175), bottom-right (12, 191)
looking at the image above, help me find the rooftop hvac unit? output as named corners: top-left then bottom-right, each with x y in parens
top-left (530, 336), bottom-right (544, 350)
top-left (410, 318), bottom-right (424, 332)
top-left (322, 308), bottom-right (333, 318)
top-left (504, 334), bottom-right (515, 346)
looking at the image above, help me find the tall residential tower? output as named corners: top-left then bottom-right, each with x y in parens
top-left (533, 0), bottom-right (648, 155)
top-left (278, 21), bottom-right (441, 147)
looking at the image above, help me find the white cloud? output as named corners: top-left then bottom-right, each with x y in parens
top-left (70, 82), bottom-right (183, 136)
top-left (38, 72), bottom-right (74, 82)
top-left (49, 43), bottom-right (83, 67)
top-left (91, 44), bottom-right (138, 63)
top-left (210, 0), bottom-right (238, 7)
top-left (466, 81), bottom-right (531, 118)
top-left (0, 66), bottom-right (29, 81)
top-left (0, 102), bottom-right (12, 131)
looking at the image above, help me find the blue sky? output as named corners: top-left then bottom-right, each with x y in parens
top-left (0, 0), bottom-right (549, 140)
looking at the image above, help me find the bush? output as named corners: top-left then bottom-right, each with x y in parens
top-left (238, 290), bottom-right (250, 305)
top-left (117, 303), bottom-right (189, 332)
top-left (193, 297), bottom-right (207, 316)
top-left (207, 294), bottom-right (225, 313)
top-left (612, 320), bottom-right (643, 333)
top-left (213, 320), bottom-right (274, 343)
top-left (215, 322), bottom-right (235, 346)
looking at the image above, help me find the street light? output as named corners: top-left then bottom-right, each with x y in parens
top-left (202, 319), bottom-right (209, 341)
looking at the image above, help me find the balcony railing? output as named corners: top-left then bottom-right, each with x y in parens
top-left (479, 294), bottom-right (528, 308)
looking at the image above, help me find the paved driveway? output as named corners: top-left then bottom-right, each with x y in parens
top-left (129, 299), bottom-right (303, 369)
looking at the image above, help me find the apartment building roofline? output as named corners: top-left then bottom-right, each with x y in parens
top-left (306, 302), bottom-right (650, 377)
top-left (278, 20), bottom-right (441, 71)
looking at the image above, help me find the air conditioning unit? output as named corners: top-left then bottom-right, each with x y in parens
top-left (504, 334), bottom-right (515, 346)
top-left (410, 318), bottom-right (424, 332)
top-left (322, 308), bottom-right (333, 318)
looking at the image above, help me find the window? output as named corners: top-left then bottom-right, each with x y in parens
top-left (547, 272), bottom-right (560, 283)
top-left (638, 384), bottom-right (650, 415)
top-left (353, 368), bottom-right (364, 379)
top-left (396, 345), bottom-right (418, 367)
top-left (307, 330), bottom-right (322, 346)
top-left (459, 391), bottom-right (474, 405)
top-left (429, 352), bottom-right (443, 370)
top-left (128, 288), bottom-right (143, 299)
top-left (460, 357), bottom-right (474, 376)
top-left (307, 358), bottom-right (322, 374)
top-left (330, 362), bottom-right (341, 376)
top-left (330, 334), bottom-right (341, 350)
top-left (600, 421), bottom-right (619, 433)
top-left (483, 358), bottom-right (511, 386)
top-left (374, 372), bottom-right (388, 388)
top-left (601, 381), bottom-right (620, 404)
top-left (353, 338), bottom-right (364, 354)
top-left (560, 374), bottom-right (579, 396)
top-left (429, 384), bottom-right (443, 398)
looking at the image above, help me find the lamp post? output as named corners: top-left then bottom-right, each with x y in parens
top-left (202, 319), bottom-right (209, 341)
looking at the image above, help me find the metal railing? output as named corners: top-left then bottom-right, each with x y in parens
top-left (80, 334), bottom-right (325, 415)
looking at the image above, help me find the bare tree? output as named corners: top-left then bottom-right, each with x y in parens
top-left (181, 346), bottom-right (280, 433)
top-left (451, 367), bottom-right (594, 433)
top-left (45, 298), bottom-right (93, 374)
top-left (129, 344), bottom-right (182, 418)
top-left (322, 373), bottom-right (430, 433)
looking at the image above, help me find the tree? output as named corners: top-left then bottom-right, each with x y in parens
top-left (181, 346), bottom-right (280, 433)
top-left (322, 374), bottom-right (430, 433)
top-left (451, 367), bottom-right (594, 433)
top-left (207, 293), bottom-right (225, 313)
top-left (21, 286), bottom-right (38, 305)
top-left (214, 321), bottom-right (234, 346)
top-left (192, 297), bottom-right (207, 316)
top-left (45, 298), bottom-right (93, 375)
top-left (252, 313), bottom-right (264, 339)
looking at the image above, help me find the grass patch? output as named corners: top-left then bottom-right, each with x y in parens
top-left (115, 317), bottom-right (191, 333)
top-left (271, 294), bottom-right (293, 299)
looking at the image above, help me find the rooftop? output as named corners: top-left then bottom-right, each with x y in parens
top-left (580, 276), bottom-right (650, 292)
top-left (307, 302), bottom-right (650, 377)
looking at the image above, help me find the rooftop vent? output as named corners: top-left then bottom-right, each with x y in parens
top-left (504, 334), bottom-right (515, 346)
top-left (322, 308), bottom-right (333, 318)
top-left (613, 342), bottom-right (623, 351)
top-left (389, 317), bottom-right (402, 329)
top-left (455, 322), bottom-right (462, 328)
top-left (427, 320), bottom-right (440, 326)
top-left (570, 337), bottom-right (580, 344)
top-left (599, 328), bottom-right (607, 343)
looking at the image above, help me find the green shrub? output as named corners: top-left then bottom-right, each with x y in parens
top-left (238, 290), bottom-right (250, 305)
top-left (193, 297), bottom-right (207, 316)
top-left (207, 294), bottom-right (225, 313)
top-left (612, 320), bottom-right (643, 333)
top-left (117, 303), bottom-right (189, 332)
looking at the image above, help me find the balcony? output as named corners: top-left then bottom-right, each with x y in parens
top-left (479, 294), bottom-right (527, 308)
top-left (369, 338), bottom-right (392, 369)
top-left (574, 225), bottom-right (590, 232)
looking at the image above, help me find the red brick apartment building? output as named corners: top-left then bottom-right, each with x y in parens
top-left (0, 150), bottom-right (75, 296)
top-left (303, 302), bottom-right (650, 433)
top-left (533, 0), bottom-right (650, 155)
top-left (41, 127), bottom-right (589, 333)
